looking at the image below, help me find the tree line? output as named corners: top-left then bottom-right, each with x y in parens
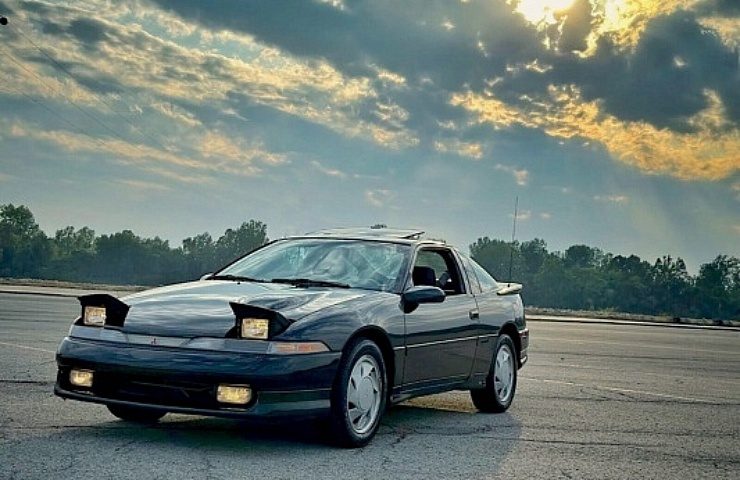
top-left (1, 204), bottom-right (738, 320)
top-left (0, 204), bottom-right (268, 286)
top-left (470, 237), bottom-right (739, 321)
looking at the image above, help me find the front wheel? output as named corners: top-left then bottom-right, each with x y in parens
top-left (471, 334), bottom-right (517, 413)
top-left (329, 339), bottom-right (387, 448)
top-left (107, 404), bottom-right (167, 423)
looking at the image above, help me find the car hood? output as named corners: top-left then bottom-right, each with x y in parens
top-left (118, 280), bottom-right (371, 337)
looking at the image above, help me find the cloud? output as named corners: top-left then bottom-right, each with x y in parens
top-left (594, 195), bottom-right (629, 204)
top-left (495, 164), bottom-right (530, 186)
top-left (311, 160), bottom-right (347, 178)
top-left (434, 139), bottom-right (484, 160)
top-left (116, 179), bottom-right (172, 192)
top-left (732, 181), bottom-right (740, 200)
top-left (452, 85), bottom-right (739, 180)
top-left (365, 189), bottom-right (394, 207)
top-left (3, 0), bottom-right (739, 184)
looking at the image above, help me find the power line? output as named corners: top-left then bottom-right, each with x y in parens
top-left (3, 18), bottom-right (175, 155)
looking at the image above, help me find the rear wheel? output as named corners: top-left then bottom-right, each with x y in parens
top-left (107, 404), bottom-right (167, 423)
top-left (329, 339), bottom-right (387, 448)
top-left (471, 334), bottom-right (517, 413)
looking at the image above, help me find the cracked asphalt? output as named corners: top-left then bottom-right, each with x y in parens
top-left (1, 291), bottom-right (738, 479)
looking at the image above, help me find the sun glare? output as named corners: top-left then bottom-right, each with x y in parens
top-left (512, 0), bottom-right (578, 25)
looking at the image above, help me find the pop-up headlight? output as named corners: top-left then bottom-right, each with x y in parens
top-left (83, 306), bottom-right (107, 326)
top-left (230, 302), bottom-right (292, 340)
top-left (78, 294), bottom-right (130, 328)
top-left (240, 318), bottom-right (269, 340)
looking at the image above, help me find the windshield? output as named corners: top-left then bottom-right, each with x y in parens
top-left (217, 238), bottom-right (410, 292)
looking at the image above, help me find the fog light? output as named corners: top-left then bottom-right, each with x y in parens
top-left (70, 369), bottom-right (94, 388)
top-left (216, 384), bottom-right (252, 405)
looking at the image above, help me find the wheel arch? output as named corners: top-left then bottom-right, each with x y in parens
top-left (499, 322), bottom-right (521, 365)
top-left (343, 326), bottom-right (395, 393)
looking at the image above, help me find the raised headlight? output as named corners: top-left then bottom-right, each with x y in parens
top-left (83, 306), bottom-right (106, 327)
top-left (240, 318), bottom-right (269, 339)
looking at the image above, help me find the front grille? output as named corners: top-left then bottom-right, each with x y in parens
top-left (93, 373), bottom-right (222, 409)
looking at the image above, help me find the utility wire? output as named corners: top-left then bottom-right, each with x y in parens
top-left (3, 18), bottom-right (174, 155)
top-left (0, 46), bottom-right (134, 146)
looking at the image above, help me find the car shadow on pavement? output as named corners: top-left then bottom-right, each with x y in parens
top-left (58, 398), bottom-right (522, 451)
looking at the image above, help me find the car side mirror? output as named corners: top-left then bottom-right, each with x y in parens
top-left (401, 286), bottom-right (446, 313)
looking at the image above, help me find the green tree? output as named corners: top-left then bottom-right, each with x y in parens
top-left (469, 237), bottom-right (522, 282)
top-left (695, 255), bottom-right (740, 319)
top-left (182, 232), bottom-right (216, 278)
top-left (0, 204), bottom-right (51, 277)
top-left (213, 221), bottom-right (269, 266)
top-left (563, 244), bottom-right (603, 269)
top-left (650, 256), bottom-right (693, 317)
top-left (54, 226), bottom-right (96, 257)
top-left (47, 226), bottom-right (97, 282)
top-left (603, 254), bottom-right (652, 313)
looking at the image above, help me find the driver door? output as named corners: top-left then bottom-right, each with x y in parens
top-left (401, 248), bottom-right (479, 387)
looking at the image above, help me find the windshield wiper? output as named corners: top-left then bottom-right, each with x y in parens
top-left (271, 278), bottom-right (351, 288)
top-left (210, 274), bottom-right (266, 283)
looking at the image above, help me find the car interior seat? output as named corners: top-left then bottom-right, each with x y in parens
top-left (412, 266), bottom-right (436, 286)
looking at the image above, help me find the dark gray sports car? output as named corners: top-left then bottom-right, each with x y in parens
top-left (55, 227), bottom-right (528, 447)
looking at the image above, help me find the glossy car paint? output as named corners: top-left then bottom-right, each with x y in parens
top-left (54, 232), bottom-right (527, 428)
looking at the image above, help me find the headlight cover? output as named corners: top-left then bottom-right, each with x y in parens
top-left (77, 294), bottom-right (130, 327)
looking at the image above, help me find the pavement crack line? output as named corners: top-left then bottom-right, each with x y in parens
top-left (0, 379), bottom-right (54, 386)
top-left (522, 376), bottom-right (727, 405)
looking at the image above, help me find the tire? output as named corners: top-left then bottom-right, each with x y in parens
top-left (107, 404), bottom-right (167, 423)
top-left (471, 334), bottom-right (517, 413)
top-left (329, 339), bottom-right (387, 448)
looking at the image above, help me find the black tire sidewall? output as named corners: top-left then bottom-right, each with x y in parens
top-left (471, 333), bottom-right (518, 412)
top-left (492, 334), bottom-right (517, 409)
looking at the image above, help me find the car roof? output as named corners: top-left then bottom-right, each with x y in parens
top-left (295, 227), bottom-right (451, 248)
top-left (308, 227), bottom-right (426, 240)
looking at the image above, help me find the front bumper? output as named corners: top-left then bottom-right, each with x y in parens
top-left (55, 335), bottom-right (341, 419)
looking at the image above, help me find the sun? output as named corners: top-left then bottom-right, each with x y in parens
top-left (512, 0), bottom-right (578, 25)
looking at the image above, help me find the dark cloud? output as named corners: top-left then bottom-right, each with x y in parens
top-left (148, 0), bottom-right (738, 138)
top-left (67, 18), bottom-right (108, 46)
top-left (0, 0), bottom-right (15, 14)
top-left (38, 17), bottom-right (108, 50)
top-left (146, 0), bottom-right (552, 153)
top-left (694, 0), bottom-right (740, 16)
top-left (621, 12), bottom-right (737, 128)
top-left (555, 0), bottom-right (593, 53)
top-left (147, 0), bottom-right (540, 91)
top-left (540, 11), bottom-right (739, 132)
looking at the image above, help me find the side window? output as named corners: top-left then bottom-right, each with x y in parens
top-left (468, 257), bottom-right (500, 293)
top-left (412, 248), bottom-right (465, 295)
top-left (459, 254), bottom-right (482, 295)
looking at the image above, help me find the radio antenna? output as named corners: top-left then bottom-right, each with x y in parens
top-left (507, 196), bottom-right (518, 283)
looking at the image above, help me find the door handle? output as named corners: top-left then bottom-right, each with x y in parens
top-left (469, 309), bottom-right (479, 320)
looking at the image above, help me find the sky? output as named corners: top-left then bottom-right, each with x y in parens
top-left (0, 0), bottom-right (738, 274)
